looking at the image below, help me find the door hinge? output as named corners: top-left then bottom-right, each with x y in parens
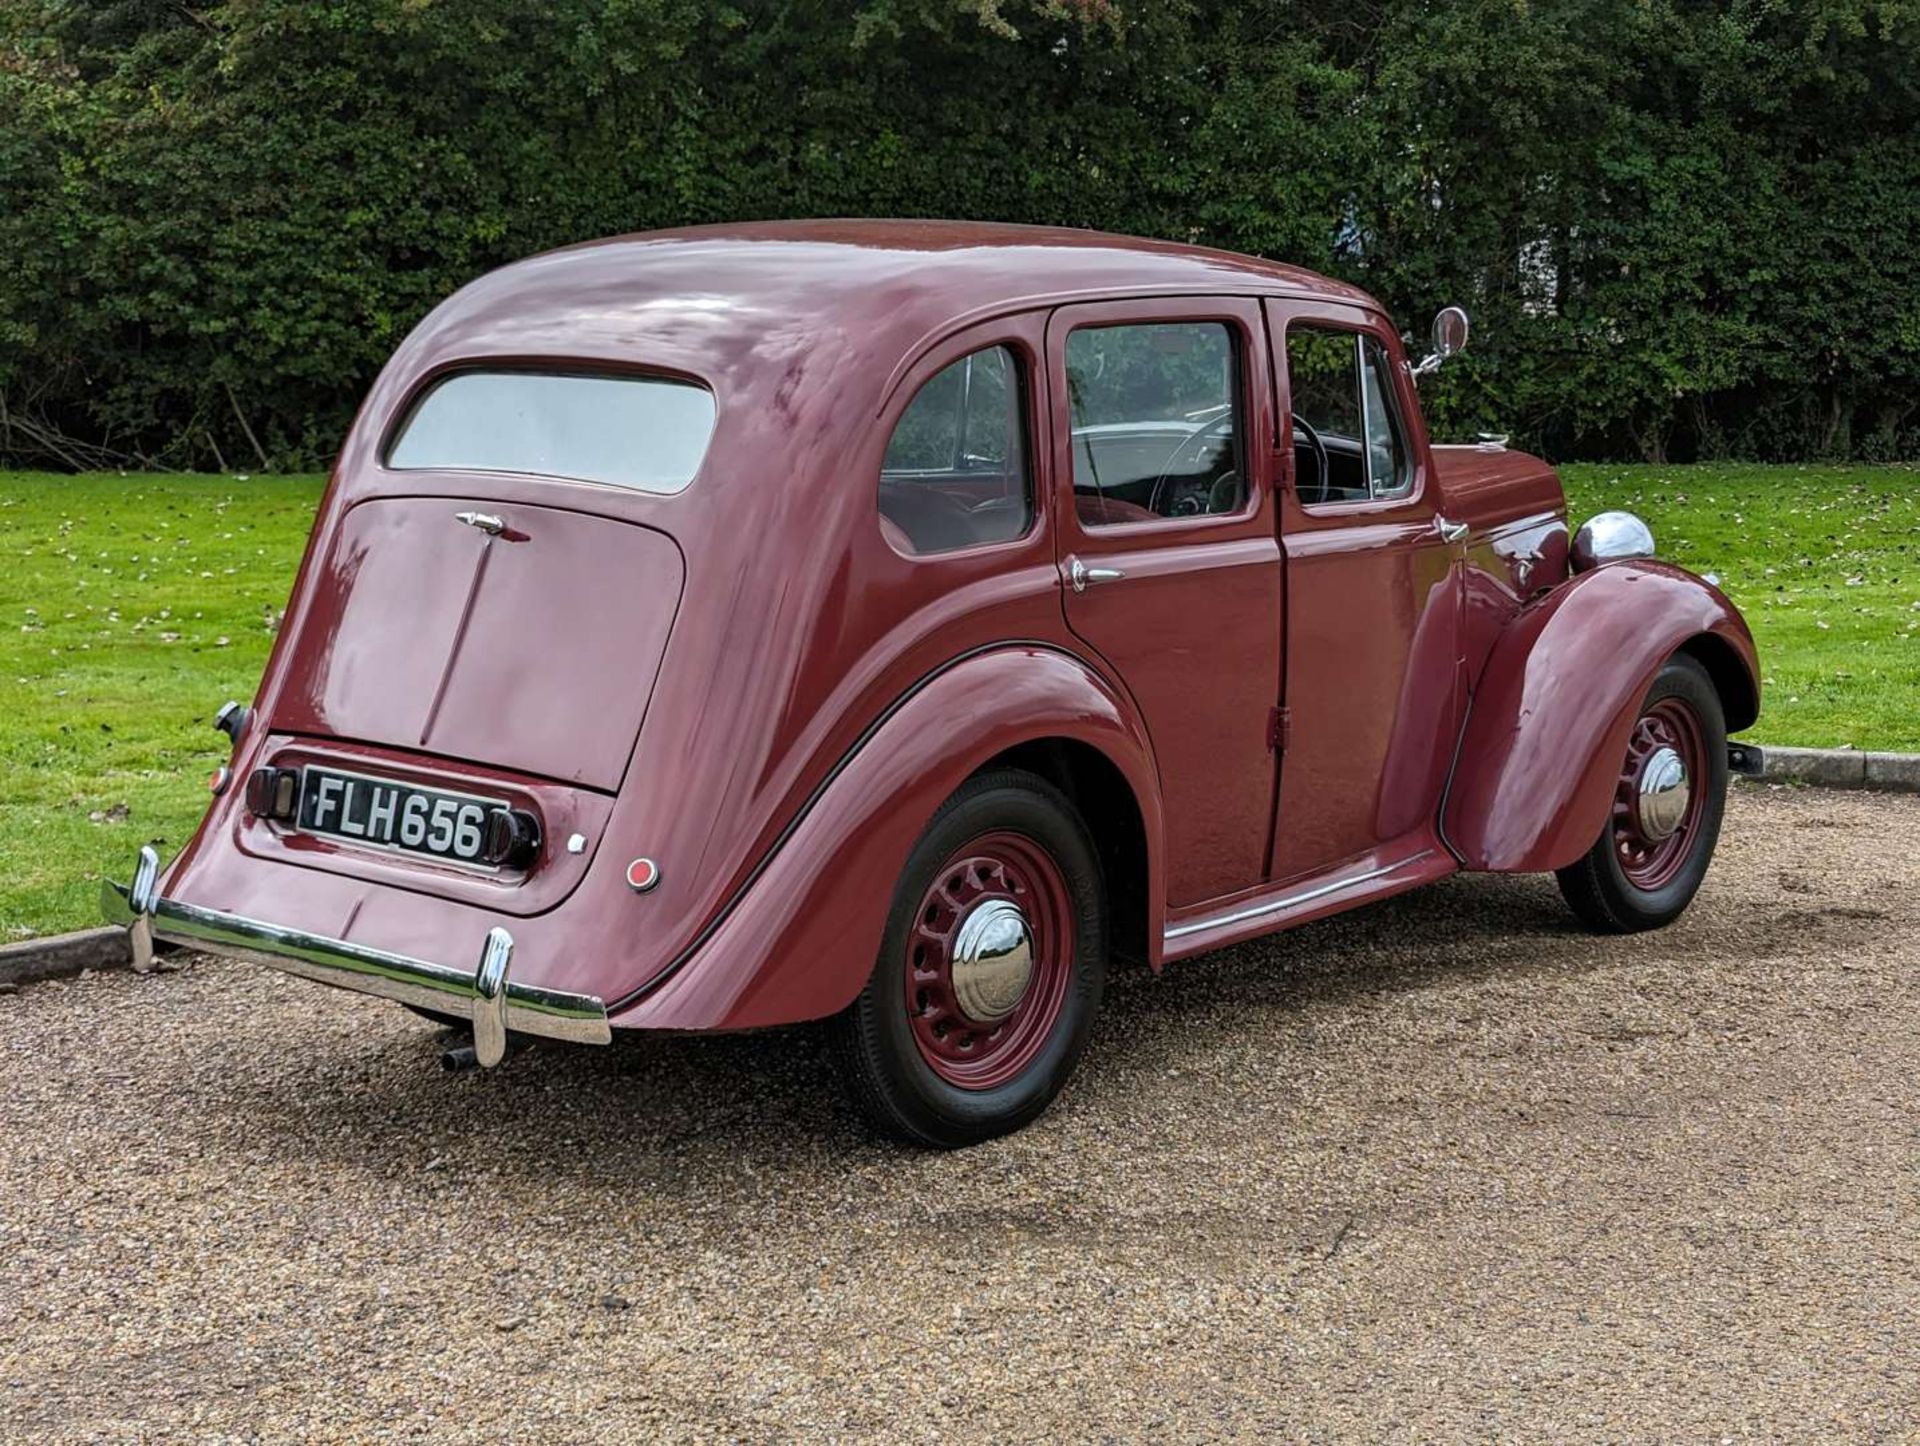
top-left (1268, 705), bottom-right (1292, 753)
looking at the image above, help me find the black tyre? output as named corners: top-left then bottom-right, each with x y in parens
top-left (1556, 654), bottom-right (1728, 933)
top-left (831, 768), bottom-right (1106, 1148)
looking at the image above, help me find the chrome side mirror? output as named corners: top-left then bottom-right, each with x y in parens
top-left (1570, 510), bottom-right (1656, 572)
top-left (1413, 305), bottom-right (1470, 380)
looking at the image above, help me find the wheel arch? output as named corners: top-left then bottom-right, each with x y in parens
top-left (979, 737), bottom-right (1152, 973)
top-left (1678, 630), bottom-right (1759, 733)
top-left (613, 645), bottom-right (1165, 1031)
top-left (1444, 561), bottom-right (1759, 874)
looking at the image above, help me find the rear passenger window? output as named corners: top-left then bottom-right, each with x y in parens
top-left (880, 346), bottom-right (1031, 555)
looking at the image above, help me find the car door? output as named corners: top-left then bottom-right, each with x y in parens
top-left (1264, 299), bottom-right (1467, 882)
top-left (1046, 297), bottom-right (1283, 908)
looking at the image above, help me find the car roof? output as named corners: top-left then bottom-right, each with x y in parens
top-left (530, 218), bottom-right (1374, 305)
top-left (397, 220), bottom-right (1379, 399)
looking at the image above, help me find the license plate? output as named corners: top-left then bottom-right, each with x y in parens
top-left (295, 767), bottom-right (505, 867)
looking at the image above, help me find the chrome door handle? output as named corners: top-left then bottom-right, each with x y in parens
top-left (1435, 516), bottom-right (1470, 545)
top-left (455, 510), bottom-right (506, 535)
top-left (1068, 557), bottom-right (1126, 593)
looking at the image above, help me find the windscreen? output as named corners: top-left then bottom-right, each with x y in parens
top-left (386, 371), bottom-right (715, 494)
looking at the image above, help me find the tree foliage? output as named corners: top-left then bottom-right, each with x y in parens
top-left (3, 0), bottom-right (1917, 468)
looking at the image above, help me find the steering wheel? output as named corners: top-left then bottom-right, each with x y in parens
top-left (1149, 412), bottom-right (1238, 518)
top-left (1290, 412), bottom-right (1329, 506)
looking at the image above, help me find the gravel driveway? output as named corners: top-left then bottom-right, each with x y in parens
top-left (3, 785), bottom-right (1917, 1442)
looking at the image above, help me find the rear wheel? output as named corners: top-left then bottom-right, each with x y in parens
top-left (1556, 654), bottom-right (1727, 933)
top-left (832, 769), bottom-right (1105, 1148)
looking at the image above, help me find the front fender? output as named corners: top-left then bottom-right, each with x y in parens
top-left (1444, 561), bottom-right (1759, 873)
top-left (611, 644), bottom-right (1163, 1031)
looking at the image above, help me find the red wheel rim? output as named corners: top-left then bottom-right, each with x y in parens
top-left (1611, 697), bottom-right (1708, 891)
top-left (903, 831), bottom-right (1075, 1091)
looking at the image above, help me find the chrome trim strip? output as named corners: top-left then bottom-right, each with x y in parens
top-left (1164, 851), bottom-right (1436, 942)
top-left (102, 848), bottom-right (610, 1051)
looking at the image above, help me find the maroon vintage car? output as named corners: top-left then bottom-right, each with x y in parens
top-left (105, 221), bottom-right (1761, 1146)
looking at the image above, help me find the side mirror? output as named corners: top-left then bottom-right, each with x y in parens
top-left (1413, 305), bottom-right (1470, 379)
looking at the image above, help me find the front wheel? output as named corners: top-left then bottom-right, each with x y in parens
top-left (1556, 654), bottom-right (1728, 933)
top-left (831, 769), bottom-right (1106, 1148)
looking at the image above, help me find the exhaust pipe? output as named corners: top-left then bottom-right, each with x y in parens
top-left (442, 1037), bottom-right (522, 1072)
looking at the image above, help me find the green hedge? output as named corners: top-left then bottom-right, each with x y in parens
top-left (4, 0), bottom-right (1918, 469)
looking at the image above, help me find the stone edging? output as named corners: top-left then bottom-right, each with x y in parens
top-left (4, 745), bottom-right (1913, 989)
top-left (1759, 745), bottom-right (1920, 792)
top-left (0, 926), bottom-right (136, 990)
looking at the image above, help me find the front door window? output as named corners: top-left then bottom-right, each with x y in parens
top-left (1287, 326), bottom-right (1414, 506)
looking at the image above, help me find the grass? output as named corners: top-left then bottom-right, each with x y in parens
top-left (2, 463), bottom-right (1915, 938)
top-left (1561, 463), bottom-right (1920, 752)
top-left (1, 472), bottom-right (325, 941)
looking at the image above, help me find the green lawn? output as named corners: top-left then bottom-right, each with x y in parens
top-left (2, 464), bottom-right (1915, 938)
top-left (1, 472), bottom-right (325, 941)
top-left (1560, 464), bottom-right (1920, 752)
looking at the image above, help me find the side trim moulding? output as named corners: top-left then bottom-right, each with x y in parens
top-left (1166, 851), bottom-right (1435, 941)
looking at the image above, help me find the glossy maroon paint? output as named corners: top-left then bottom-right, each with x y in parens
top-left (623, 645), bottom-right (1165, 1030)
top-left (1441, 561), bottom-right (1759, 873)
top-left (155, 220), bottom-right (1759, 1036)
top-left (275, 499), bottom-right (684, 791)
top-left (1264, 298), bottom-right (1464, 882)
top-left (1047, 296), bottom-right (1281, 906)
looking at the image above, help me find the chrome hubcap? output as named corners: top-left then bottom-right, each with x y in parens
top-left (949, 899), bottom-right (1035, 1024)
top-left (1635, 745), bottom-right (1691, 841)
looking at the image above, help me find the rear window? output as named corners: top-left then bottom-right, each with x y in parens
top-left (386, 371), bottom-right (715, 494)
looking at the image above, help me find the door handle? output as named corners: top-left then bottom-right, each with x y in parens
top-left (1068, 557), bottom-right (1126, 593)
top-left (455, 510), bottom-right (506, 536)
top-left (1435, 515), bottom-right (1470, 545)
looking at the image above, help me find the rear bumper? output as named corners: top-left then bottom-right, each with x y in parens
top-left (102, 846), bottom-right (611, 1064)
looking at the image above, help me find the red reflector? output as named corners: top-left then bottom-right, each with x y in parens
top-left (625, 857), bottom-right (660, 893)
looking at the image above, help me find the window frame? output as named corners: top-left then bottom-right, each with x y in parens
top-left (1056, 308), bottom-right (1262, 537)
top-left (1358, 333), bottom-right (1416, 502)
top-left (873, 334), bottom-right (1042, 561)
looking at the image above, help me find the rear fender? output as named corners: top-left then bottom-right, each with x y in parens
top-left (613, 645), bottom-right (1164, 1031)
top-left (1444, 562), bottom-right (1759, 873)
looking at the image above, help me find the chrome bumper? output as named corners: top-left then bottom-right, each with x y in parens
top-left (102, 846), bottom-right (611, 1065)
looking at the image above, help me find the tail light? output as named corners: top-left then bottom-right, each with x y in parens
top-left (481, 808), bottom-right (542, 869)
top-left (246, 767), bottom-right (299, 820)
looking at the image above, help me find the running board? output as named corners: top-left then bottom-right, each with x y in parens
top-left (1162, 847), bottom-right (1454, 961)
